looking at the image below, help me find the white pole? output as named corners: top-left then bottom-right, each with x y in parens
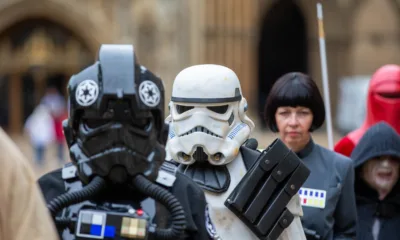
top-left (317, 2), bottom-right (334, 150)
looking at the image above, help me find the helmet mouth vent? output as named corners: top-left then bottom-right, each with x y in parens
top-left (193, 147), bottom-right (208, 162)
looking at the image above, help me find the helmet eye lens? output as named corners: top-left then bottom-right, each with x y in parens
top-left (207, 105), bottom-right (228, 114)
top-left (82, 118), bottom-right (151, 129)
top-left (175, 104), bottom-right (229, 114)
top-left (83, 119), bottom-right (111, 129)
top-left (176, 105), bottom-right (194, 114)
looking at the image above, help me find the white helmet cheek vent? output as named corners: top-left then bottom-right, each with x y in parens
top-left (238, 97), bottom-right (255, 131)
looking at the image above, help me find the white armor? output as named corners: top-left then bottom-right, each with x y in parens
top-left (166, 64), bottom-right (306, 240)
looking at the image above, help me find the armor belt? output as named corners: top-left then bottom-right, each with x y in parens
top-left (224, 138), bottom-right (310, 240)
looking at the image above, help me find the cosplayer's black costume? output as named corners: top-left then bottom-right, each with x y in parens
top-left (38, 44), bottom-right (213, 240)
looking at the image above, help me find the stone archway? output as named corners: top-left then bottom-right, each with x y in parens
top-left (0, 17), bottom-right (97, 133)
top-left (0, 0), bottom-right (112, 54)
top-left (0, 0), bottom-right (112, 134)
top-left (257, 0), bottom-right (308, 127)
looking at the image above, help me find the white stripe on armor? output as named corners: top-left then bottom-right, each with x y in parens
top-left (205, 153), bottom-right (258, 239)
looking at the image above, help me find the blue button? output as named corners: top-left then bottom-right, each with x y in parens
top-left (321, 192), bottom-right (324, 198)
top-left (310, 191), bottom-right (313, 196)
top-left (304, 190), bottom-right (308, 196)
top-left (104, 226), bottom-right (116, 238)
top-left (90, 225), bottom-right (102, 236)
top-left (315, 192), bottom-right (319, 197)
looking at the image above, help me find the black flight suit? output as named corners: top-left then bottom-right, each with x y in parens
top-left (38, 163), bottom-right (214, 240)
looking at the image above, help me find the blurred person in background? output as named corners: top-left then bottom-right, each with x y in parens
top-left (52, 110), bottom-right (67, 163)
top-left (335, 64), bottom-right (400, 157)
top-left (0, 127), bottom-right (58, 239)
top-left (351, 122), bottom-right (400, 240)
top-left (263, 72), bottom-right (357, 240)
top-left (41, 86), bottom-right (67, 163)
top-left (24, 103), bottom-right (55, 166)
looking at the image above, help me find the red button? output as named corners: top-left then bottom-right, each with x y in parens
top-left (137, 209), bottom-right (144, 216)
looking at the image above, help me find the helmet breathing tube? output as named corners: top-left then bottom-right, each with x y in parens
top-left (48, 174), bottom-right (186, 240)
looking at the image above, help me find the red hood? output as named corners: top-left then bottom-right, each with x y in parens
top-left (349, 64), bottom-right (400, 143)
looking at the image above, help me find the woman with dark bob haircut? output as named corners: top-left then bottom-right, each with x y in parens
top-left (264, 72), bottom-right (357, 240)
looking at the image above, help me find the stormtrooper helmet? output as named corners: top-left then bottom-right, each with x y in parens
top-left (166, 64), bottom-right (255, 166)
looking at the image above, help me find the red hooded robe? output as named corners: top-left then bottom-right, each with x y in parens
top-left (334, 64), bottom-right (400, 156)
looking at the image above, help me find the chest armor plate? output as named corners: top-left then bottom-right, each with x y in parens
top-left (58, 170), bottom-right (157, 240)
top-left (205, 153), bottom-right (259, 240)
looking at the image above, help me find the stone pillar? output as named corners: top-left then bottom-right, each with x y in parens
top-left (8, 74), bottom-right (22, 134)
top-left (132, 0), bottom-right (158, 69)
top-left (349, 0), bottom-right (400, 75)
top-left (114, 0), bottom-right (135, 43)
top-left (154, 0), bottom-right (195, 108)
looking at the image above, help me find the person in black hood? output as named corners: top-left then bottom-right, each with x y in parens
top-left (351, 121), bottom-right (400, 240)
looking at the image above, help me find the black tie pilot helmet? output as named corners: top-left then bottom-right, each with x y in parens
top-left (63, 44), bottom-right (168, 185)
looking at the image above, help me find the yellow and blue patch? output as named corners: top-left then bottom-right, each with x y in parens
top-left (76, 210), bottom-right (147, 239)
top-left (298, 187), bottom-right (326, 209)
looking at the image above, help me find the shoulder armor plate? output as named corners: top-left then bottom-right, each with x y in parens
top-left (156, 161), bottom-right (178, 187)
top-left (62, 163), bottom-right (78, 180)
